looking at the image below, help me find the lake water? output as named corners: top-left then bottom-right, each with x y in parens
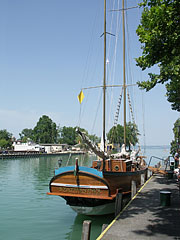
top-left (0, 146), bottom-right (171, 240)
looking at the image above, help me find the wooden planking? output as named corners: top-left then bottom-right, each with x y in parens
top-left (50, 184), bottom-right (110, 197)
top-left (92, 159), bottom-right (126, 172)
top-left (47, 191), bottom-right (116, 200)
top-left (53, 172), bottom-right (108, 187)
top-left (104, 174), bottom-right (141, 193)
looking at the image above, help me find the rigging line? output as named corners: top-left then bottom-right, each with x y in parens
top-left (125, 8), bottom-right (133, 85)
top-left (78, 88), bottom-right (91, 127)
top-left (79, 153), bottom-right (86, 167)
top-left (81, 83), bottom-right (136, 90)
top-left (77, 104), bottom-right (82, 127)
top-left (110, 6), bottom-right (138, 12)
top-left (142, 90), bottom-right (146, 154)
top-left (127, 88), bottom-right (140, 145)
top-left (126, 6), bottom-right (135, 121)
top-left (80, 4), bottom-right (101, 89)
top-left (125, 2), bottom-right (140, 125)
top-left (114, 87), bottom-right (123, 126)
top-left (108, 0), bottom-right (121, 126)
top-left (110, 0), bottom-right (121, 86)
top-left (90, 90), bottom-right (102, 134)
top-left (127, 88), bottom-right (135, 125)
top-left (106, 0), bottom-right (120, 118)
top-left (66, 153), bottom-right (72, 166)
top-left (107, 0), bottom-right (116, 76)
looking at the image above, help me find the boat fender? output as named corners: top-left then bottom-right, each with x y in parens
top-left (114, 165), bottom-right (119, 171)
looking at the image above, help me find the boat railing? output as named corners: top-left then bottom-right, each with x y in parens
top-left (148, 155), bottom-right (172, 170)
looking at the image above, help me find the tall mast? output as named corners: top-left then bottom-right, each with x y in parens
top-left (103, 0), bottom-right (106, 153)
top-left (122, 0), bottom-right (126, 147)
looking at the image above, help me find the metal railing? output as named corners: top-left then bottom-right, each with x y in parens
top-left (148, 155), bottom-right (172, 170)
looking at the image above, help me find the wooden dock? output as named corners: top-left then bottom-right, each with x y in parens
top-left (97, 173), bottom-right (180, 240)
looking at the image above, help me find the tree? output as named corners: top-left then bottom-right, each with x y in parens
top-left (107, 124), bottom-right (124, 146)
top-left (89, 134), bottom-right (101, 145)
top-left (0, 129), bottom-right (13, 149)
top-left (19, 128), bottom-right (33, 142)
top-left (107, 122), bottom-right (139, 149)
top-left (59, 126), bottom-right (100, 148)
top-left (126, 122), bottom-right (139, 149)
top-left (0, 139), bottom-right (9, 149)
top-left (170, 118), bottom-right (180, 155)
top-left (59, 126), bottom-right (77, 145)
top-left (136, 0), bottom-right (180, 111)
top-left (33, 115), bottom-right (58, 143)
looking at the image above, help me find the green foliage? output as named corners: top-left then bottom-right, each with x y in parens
top-left (89, 134), bottom-right (100, 145)
top-left (166, 78), bottom-right (180, 111)
top-left (0, 129), bottom-right (13, 149)
top-left (136, 0), bottom-right (180, 111)
top-left (59, 126), bottom-right (100, 148)
top-left (170, 118), bottom-right (180, 155)
top-left (107, 122), bottom-right (139, 149)
top-left (107, 124), bottom-right (124, 145)
top-left (33, 115), bottom-right (58, 144)
top-left (75, 128), bottom-right (89, 149)
top-left (126, 122), bottom-right (139, 148)
top-left (59, 126), bottom-right (77, 145)
top-left (19, 128), bottom-right (33, 142)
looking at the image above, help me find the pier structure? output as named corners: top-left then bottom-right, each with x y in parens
top-left (98, 172), bottom-right (180, 239)
top-left (0, 150), bottom-right (85, 159)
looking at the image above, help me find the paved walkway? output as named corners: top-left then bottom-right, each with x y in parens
top-left (98, 174), bottom-right (180, 240)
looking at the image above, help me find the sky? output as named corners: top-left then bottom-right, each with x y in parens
top-left (0, 0), bottom-right (179, 146)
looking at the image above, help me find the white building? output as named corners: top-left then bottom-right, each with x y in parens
top-left (13, 141), bottom-right (68, 153)
top-left (13, 140), bottom-right (43, 152)
top-left (42, 144), bottom-right (68, 153)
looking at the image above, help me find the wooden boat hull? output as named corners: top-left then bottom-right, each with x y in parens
top-left (70, 202), bottom-right (115, 215)
top-left (47, 165), bottom-right (147, 215)
top-left (104, 169), bottom-right (146, 193)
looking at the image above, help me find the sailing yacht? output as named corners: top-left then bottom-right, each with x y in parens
top-left (47, 0), bottom-right (147, 215)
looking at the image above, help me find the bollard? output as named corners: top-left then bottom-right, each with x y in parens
top-left (101, 224), bottom-right (108, 233)
top-left (166, 170), bottom-right (174, 179)
top-left (81, 220), bottom-right (91, 240)
top-left (141, 173), bottom-right (145, 185)
top-left (160, 191), bottom-right (171, 206)
top-left (131, 180), bottom-right (137, 199)
top-left (147, 169), bottom-right (152, 179)
top-left (115, 192), bottom-right (122, 217)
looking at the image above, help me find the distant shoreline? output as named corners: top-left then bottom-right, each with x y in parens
top-left (0, 151), bottom-right (85, 159)
top-left (141, 145), bottom-right (170, 149)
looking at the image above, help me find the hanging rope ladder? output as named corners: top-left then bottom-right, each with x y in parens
top-left (114, 87), bottom-right (123, 126)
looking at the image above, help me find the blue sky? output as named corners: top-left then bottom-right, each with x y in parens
top-left (0, 0), bottom-right (179, 146)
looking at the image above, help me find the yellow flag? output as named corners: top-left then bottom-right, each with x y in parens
top-left (78, 90), bottom-right (85, 104)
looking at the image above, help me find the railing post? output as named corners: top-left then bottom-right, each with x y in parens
top-left (147, 169), bottom-right (152, 178)
top-left (131, 180), bottom-right (136, 199)
top-left (81, 220), bottom-right (91, 240)
top-left (101, 224), bottom-right (108, 232)
top-left (141, 173), bottom-right (145, 185)
top-left (115, 191), bottom-right (122, 216)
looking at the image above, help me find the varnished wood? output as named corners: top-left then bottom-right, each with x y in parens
top-left (47, 191), bottom-right (116, 200)
top-left (49, 158), bottom-right (147, 203)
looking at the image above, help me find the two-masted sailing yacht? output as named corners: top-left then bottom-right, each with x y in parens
top-left (47, 0), bottom-right (147, 215)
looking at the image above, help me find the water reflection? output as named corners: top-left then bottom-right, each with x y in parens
top-left (0, 147), bottom-right (171, 240)
top-left (66, 213), bottom-right (114, 240)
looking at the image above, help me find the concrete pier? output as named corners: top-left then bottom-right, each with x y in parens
top-left (0, 151), bottom-right (85, 159)
top-left (98, 173), bottom-right (180, 240)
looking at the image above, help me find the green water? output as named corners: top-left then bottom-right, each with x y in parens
top-left (0, 146), bottom-right (171, 240)
top-left (0, 154), bottom-right (114, 240)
